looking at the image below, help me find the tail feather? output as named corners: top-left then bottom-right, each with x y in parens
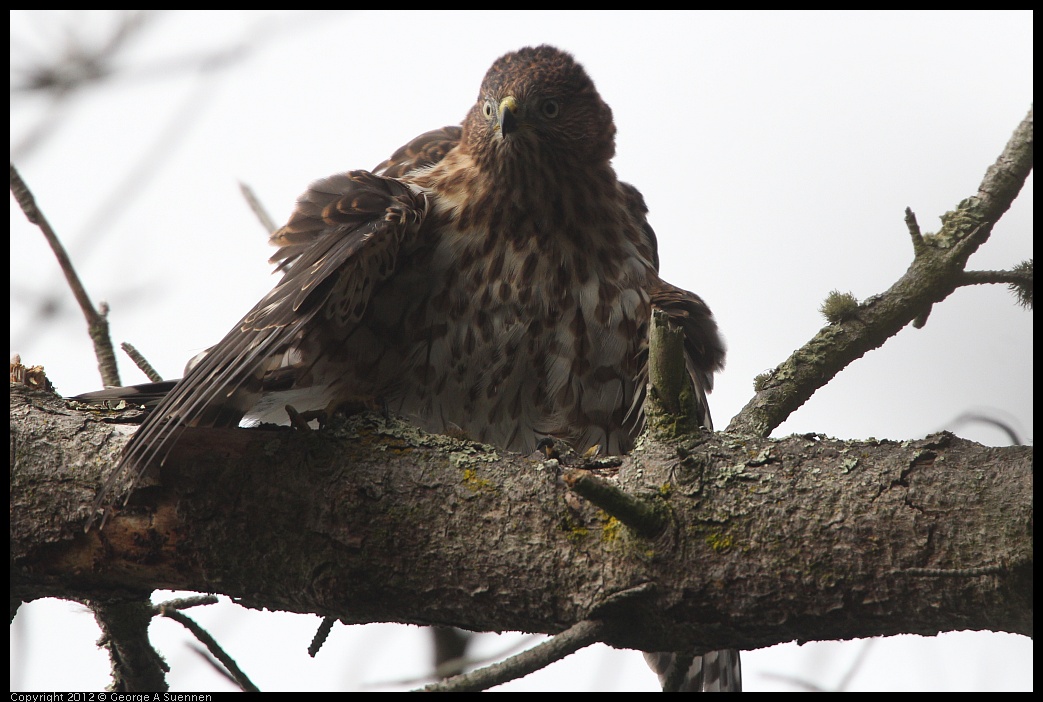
top-left (644, 649), bottom-right (742, 692)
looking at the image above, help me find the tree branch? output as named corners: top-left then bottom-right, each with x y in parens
top-left (421, 620), bottom-right (605, 691)
top-left (91, 598), bottom-right (169, 692)
top-left (727, 108), bottom-right (1033, 437)
top-left (959, 265), bottom-right (1033, 309)
top-left (157, 601), bottom-right (259, 692)
top-left (11, 385), bottom-right (1032, 659)
top-left (10, 163), bottom-right (120, 388)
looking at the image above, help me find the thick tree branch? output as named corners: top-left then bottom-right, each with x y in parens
top-left (91, 598), bottom-right (169, 692)
top-left (727, 107), bottom-right (1033, 437)
top-left (11, 385), bottom-right (1032, 658)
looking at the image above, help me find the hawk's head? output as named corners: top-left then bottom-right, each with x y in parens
top-left (463, 45), bottom-right (616, 176)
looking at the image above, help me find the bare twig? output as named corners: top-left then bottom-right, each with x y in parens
top-left (155, 594), bottom-right (219, 611)
top-left (308, 616), bottom-right (335, 657)
top-left (420, 620), bottom-right (606, 692)
top-left (159, 603), bottom-right (259, 692)
top-left (945, 410), bottom-right (1025, 445)
top-left (239, 181), bottom-right (278, 234)
top-left (120, 342), bottom-right (164, 382)
top-left (905, 207), bottom-right (927, 256)
top-left (10, 12), bottom-right (159, 160)
top-left (10, 163), bottom-right (120, 387)
top-left (369, 633), bottom-right (541, 688)
top-left (727, 107), bottom-right (1034, 437)
top-left (959, 266), bottom-right (1033, 308)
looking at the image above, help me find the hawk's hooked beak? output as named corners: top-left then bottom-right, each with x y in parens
top-left (498, 96), bottom-right (519, 136)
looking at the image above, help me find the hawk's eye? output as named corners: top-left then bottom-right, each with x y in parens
top-left (482, 101), bottom-right (495, 119)
top-left (540, 98), bottom-right (560, 119)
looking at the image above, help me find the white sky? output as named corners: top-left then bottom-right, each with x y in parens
top-left (10, 10), bottom-right (1032, 692)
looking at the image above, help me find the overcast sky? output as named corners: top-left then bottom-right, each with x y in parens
top-left (11, 10), bottom-right (1032, 691)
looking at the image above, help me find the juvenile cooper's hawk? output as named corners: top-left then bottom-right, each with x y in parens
top-left (85, 45), bottom-right (732, 691)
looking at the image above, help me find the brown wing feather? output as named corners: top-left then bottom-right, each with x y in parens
top-left (620, 180), bottom-right (726, 433)
top-left (372, 126), bottom-right (462, 178)
top-left (92, 171), bottom-right (428, 518)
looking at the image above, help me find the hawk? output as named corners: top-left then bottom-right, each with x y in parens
top-left (84, 45), bottom-right (733, 691)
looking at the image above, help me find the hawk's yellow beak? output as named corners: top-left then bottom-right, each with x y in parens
top-left (499, 96), bottom-right (519, 136)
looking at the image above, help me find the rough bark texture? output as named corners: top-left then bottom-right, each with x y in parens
top-left (11, 384), bottom-right (1032, 654)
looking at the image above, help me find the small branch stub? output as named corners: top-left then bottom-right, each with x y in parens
top-left (646, 309), bottom-right (699, 438)
top-left (563, 468), bottom-right (667, 539)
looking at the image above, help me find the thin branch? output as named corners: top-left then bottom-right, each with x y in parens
top-left (907, 207), bottom-right (933, 328)
top-left (10, 163), bottom-right (120, 387)
top-left (155, 594), bottom-right (219, 611)
top-left (121, 342), bottom-right (164, 382)
top-left (946, 410), bottom-right (1025, 446)
top-left (905, 206), bottom-right (927, 256)
top-left (727, 107), bottom-right (1034, 437)
top-left (308, 616), bottom-right (335, 657)
top-left (239, 181), bottom-right (278, 234)
top-left (159, 603), bottom-right (260, 692)
top-left (835, 638), bottom-right (876, 692)
top-left (419, 620), bottom-right (606, 692)
top-left (427, 633), bottom-right (539, 682)
top-left (12, 34), bottom-right (236, 357)
top-left (184, 644), bottom-right (244, 690)
top-left (959, 266), bottom-right (1033, 309)
top-left (372, 633), bottom-right (541, 688)
top-left (10, 12), bottom-right (159, 161)
top-left (957, 269), bottom-right (1030, 287)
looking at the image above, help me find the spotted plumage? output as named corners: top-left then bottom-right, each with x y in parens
top-left (82, 45), bottom-right (733, 690)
